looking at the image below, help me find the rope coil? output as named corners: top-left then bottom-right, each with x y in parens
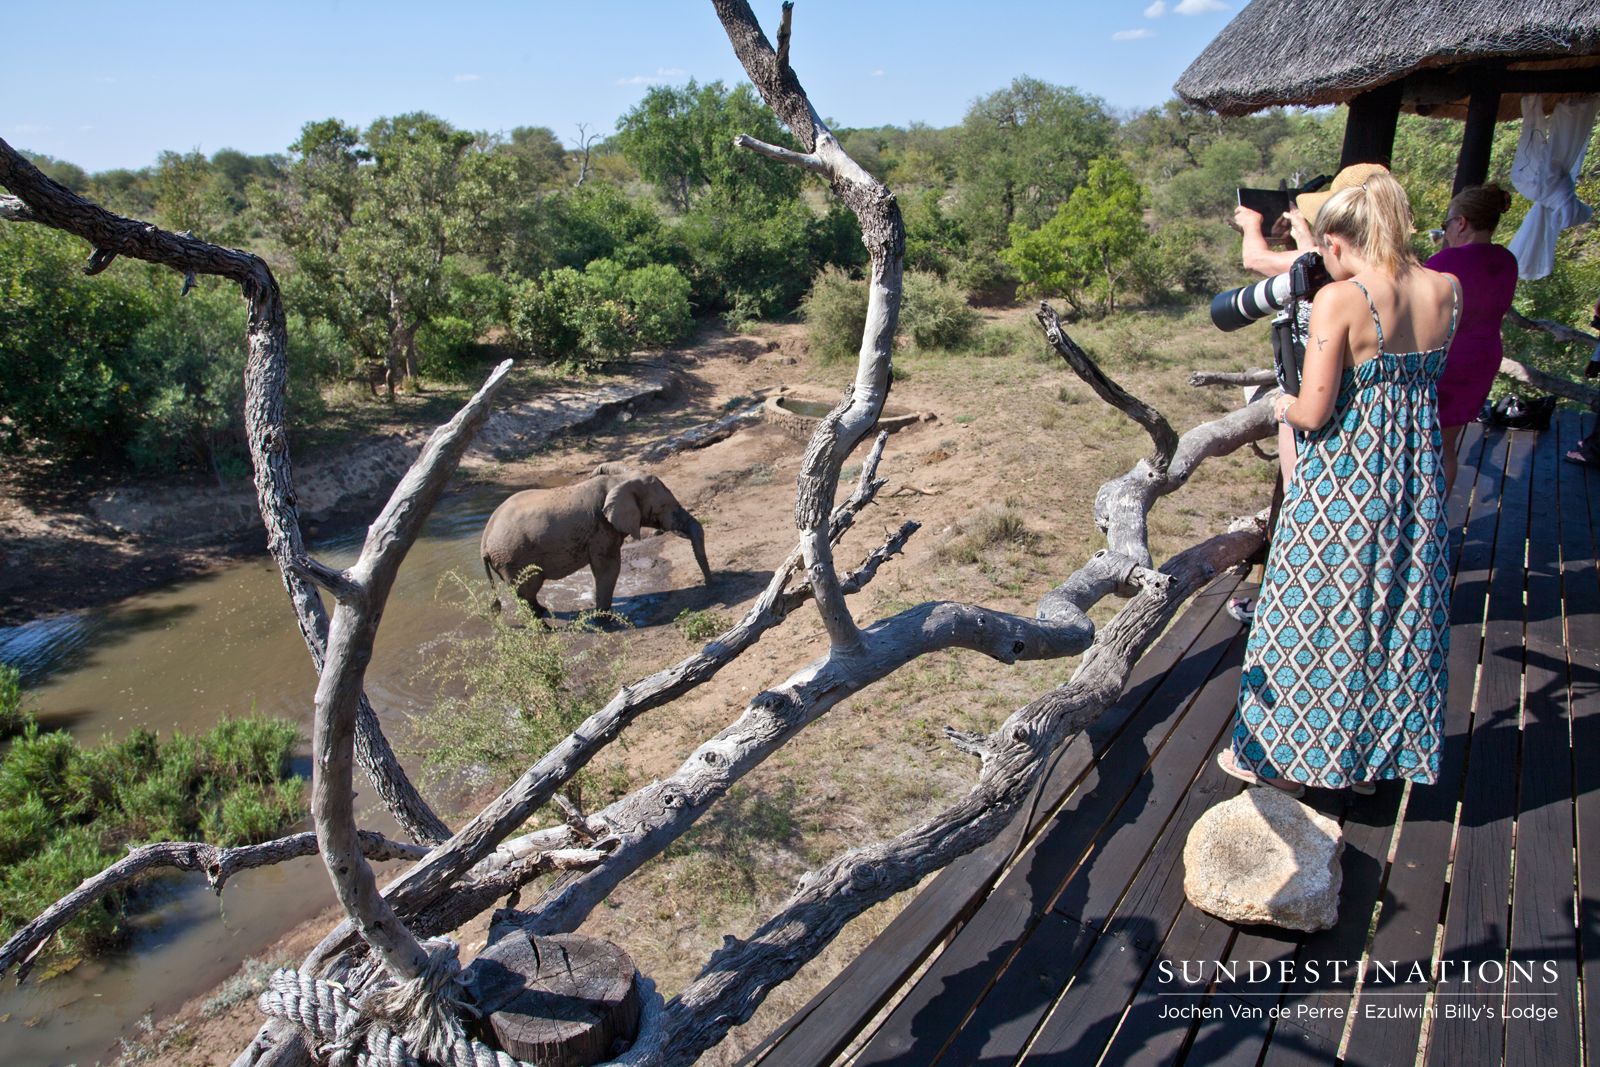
top-left (257, 942), bottom-right (664, 1067)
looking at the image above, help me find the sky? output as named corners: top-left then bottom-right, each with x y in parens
top-left (3, 0), bottom-right (1239, 173)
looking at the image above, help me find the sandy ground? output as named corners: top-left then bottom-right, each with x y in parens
top-left (48, 307), bottom-right (1277, 1066)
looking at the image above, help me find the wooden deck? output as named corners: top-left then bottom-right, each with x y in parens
top-left (740, 410), bottom-right (1600, 1067)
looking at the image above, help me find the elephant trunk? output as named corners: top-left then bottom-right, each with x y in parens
top-left (685, 516), bottom-right (713, 586)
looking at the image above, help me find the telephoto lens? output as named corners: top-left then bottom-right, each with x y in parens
top-left (1209, 272), bottom-right (1293, 332)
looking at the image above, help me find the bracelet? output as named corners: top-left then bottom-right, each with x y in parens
top-left (1277, 403), bottom-right (1292, 425)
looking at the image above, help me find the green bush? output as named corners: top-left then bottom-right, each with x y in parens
top-left (901, 270), bottom-right (981, 350)
top-left (511, 267), bottom-right (630, 366)
top-left (0, 714), bottom-right (306, 957)
top-left (512, 260), bottom-right (694, 366)
top-left (616, 263), bottom-right (693, 347)
top-left (801, 266), bottom-right (869, 364)
top-left (674, 608), bottom-right (730, 645)
top-left (408, 581), bottom-right (630, 807)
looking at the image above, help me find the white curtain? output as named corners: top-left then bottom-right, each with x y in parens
top-left (1508, 93), bottom-right (1600, 281)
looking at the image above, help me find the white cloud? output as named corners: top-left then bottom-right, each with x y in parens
top-left (1144, 1), bottom-right (1167, 16)
top-left (1174, 0), bottom-right (1228, 13)
top-left (616, 67), bottom-right (687, 85)
top-left (1113, 28), bottom-right (1156, 39)
top-left (870, 69), bottom-right (885, 76)
top-left (11, 125), bottom-right (49, 134)
top-left (454, 74), bottom-right (481, 82)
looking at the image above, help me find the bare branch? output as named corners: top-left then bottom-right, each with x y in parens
top-left (1189, 368), bottom-right (1276, 387)
top-left (0, 831), bottom-right (424, 983)
top-left (776, 0), bottom-right (793, 72)
top-left (310, 360), bottom-right (513, 982)
top-left (1507, 306), bottom-right (1599, 347)
top-left (406, 847), bottom-right (612, 944)
top-left (715, 0), bottom-right (904, 668)
top-left (289, 556), bottom-right (361, 602)
top-left (0, 193), bottom-right (36, 221)
top-left (733, 133), bottom-right (826, 175)
top-left (1499, 355), bottom-right (1600, 411)
top-left (1037, 302), bottom-right (1179, 473)
top-left (520, 596), bottom-right (1099, 935)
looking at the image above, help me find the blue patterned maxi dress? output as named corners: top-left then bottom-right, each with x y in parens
top-left (1233, 281), bottom-right (1458, 788)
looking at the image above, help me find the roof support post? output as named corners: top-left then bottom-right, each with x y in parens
top-left (1340, 80), bottom-right (1404, 169)
top-left (1453, 74), bottom-right (1504, 195)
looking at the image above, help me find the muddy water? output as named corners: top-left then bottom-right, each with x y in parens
top-left (0, 475), bottom-right (695, 1067)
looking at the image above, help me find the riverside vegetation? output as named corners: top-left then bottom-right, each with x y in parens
top-left (0, 668), bottom-right (305, 960)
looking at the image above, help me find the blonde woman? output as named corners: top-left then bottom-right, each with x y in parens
top-left (1220, 170), bottom-right (1460, 796)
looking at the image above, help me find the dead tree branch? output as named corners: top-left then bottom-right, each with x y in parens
top-left (1507, 306), bottom-right (1599, 347)
top-left (0, 192), bottom-right (36, 221)
top-left (1499, 355), bottom-right (1600, 411)
top-left (717, 0), bottom-right (903, 658)
top-left (1037, 301), bottom-right (1179, 473)
top-left (309, 360), bottom-right (512, 982)
top-left (1189, 368), bottom-right (1276, 387)
top-left (0, 831), bottom-right (425, 983)
top-left (0, 138), bottom-right (451, 849)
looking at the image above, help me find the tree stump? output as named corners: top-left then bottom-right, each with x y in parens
top-left (466, 931), bottom-right (641, 1067)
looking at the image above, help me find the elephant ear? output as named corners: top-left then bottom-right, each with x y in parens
top-left (602, 480), bottom-right (644, 539)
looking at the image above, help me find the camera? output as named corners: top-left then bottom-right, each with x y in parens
top-left (1210, 254), bottom-right (1332, 333)
top-left (1210, 253), bottom-right (1332, 396)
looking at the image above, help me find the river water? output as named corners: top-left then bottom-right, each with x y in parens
top-left (0, 477), bottom-right (671, 1067)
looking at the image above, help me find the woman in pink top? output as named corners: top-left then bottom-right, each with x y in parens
top-left (1425, 184), bottom-right (1517, 496)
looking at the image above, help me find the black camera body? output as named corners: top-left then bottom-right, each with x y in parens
top-left (1210, 252), bottom-right (1332, 396)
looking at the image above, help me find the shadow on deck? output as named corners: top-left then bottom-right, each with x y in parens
top-left (739, 411), bottom-right (1599, 1067)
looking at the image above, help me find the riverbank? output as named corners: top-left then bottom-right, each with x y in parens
top-left (0, 329), bottom-right (786, 631)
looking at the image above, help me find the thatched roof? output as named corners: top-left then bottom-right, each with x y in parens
top-left (1175, 0), bottom-right (1600, 119)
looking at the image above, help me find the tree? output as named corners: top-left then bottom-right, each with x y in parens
top-left (953, 77), bottom-right (1115, 253)
top-left (1003, 157), bottom-right (1149, 316)
top-left (256, 113), bottom-right (517, 395)
top-left (616, 79), bottom-right (803, 212)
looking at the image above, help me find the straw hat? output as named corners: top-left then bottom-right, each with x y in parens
top-left (1297, 163), bottom-right (1391, 221)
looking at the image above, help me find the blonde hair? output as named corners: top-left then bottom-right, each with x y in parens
top-left (1311, 170), bottom-right (1419, 274)
top-left (1448, 182), bottom-right (1513, 234)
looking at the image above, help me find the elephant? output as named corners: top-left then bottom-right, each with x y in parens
top-left (480, 472), bottom-right (713, 620)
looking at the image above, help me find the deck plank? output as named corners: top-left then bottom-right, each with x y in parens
top-left (1428, 428), bottom-right (1537, 1066)
top-left (1341, 426), bottom-right (1505, 1066)
top-left (1505, 423), bottom-right (1582, 1066)
top-left (736, 575), bottom-right (1241, 1067)
top-left (1262, 784), bottom-right (1405, 1057)
top-left (851, 587), bottom-right (1249, 1067)
top-left (1558, 412), bottom-right (1600, 1067)
top-left (996, 634), bottom-right (1253, 1065)
top-left (1093, 905), bottom-right (1237, 1067)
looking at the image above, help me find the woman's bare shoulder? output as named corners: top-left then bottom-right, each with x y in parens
top-left (1310, 278), bottom-right (1369, 312)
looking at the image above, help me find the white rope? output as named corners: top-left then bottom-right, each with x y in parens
top-left (257, 948), bottom-right (665, 1067)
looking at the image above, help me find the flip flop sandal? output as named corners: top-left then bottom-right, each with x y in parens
top-left (1567, 449), bottom-right (1600, 469)
top-left (1217, 750), bottom-right (1306, 798)
top-left (1226, 597), bottom-right (1256, 623)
